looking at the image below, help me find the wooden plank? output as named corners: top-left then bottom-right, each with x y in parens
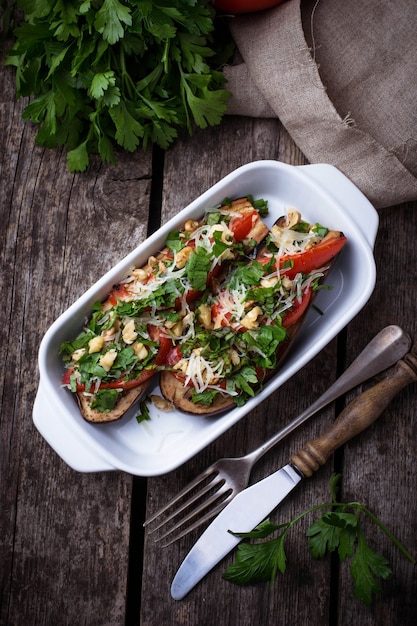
top-left (0, 49), bottom-right (152, 625)
top-left (339, 203), bottom-right (417, 624)
top-left (140, 118), bottom-right (342, 624)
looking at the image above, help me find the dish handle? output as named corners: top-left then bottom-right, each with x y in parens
top-left (299, 164), bottom-right (379, 249)
top-left (33, 384), bottom-right (116, 473)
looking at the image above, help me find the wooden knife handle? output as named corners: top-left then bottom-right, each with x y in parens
top-left (290, 346), bottom-right (417, 477)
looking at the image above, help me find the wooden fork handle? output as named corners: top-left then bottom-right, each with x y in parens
top-left (290, 345), bottom-right (417, 478)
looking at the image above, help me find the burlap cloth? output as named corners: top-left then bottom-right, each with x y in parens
top-left (223, 0), bottom-right (417, 209)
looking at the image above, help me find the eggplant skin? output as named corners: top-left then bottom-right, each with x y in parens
top-left (75, 383), bottom-right (149, 423)
top-left (159, 372), bottom-right (235, 416)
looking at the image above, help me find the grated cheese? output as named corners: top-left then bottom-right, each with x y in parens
top-left (183, 351), bottom-right (225, 392)
top-left (270, 224), bottom-right (321, 257)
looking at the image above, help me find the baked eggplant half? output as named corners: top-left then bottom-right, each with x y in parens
top-left (59, 196), bottom-right (269, 423)
top-left (159, 210), bottom-right (347, 415)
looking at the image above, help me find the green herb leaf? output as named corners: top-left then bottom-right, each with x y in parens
top-left (307, 511), bottom-right (358, 559)
top-left (7, 0), bottom-right (233, 171)
top-left (223, 473), bottom-right (415, 605)
top-left (67, 140), bottom-right (90, 172)
top-left (350, 528), bottom-right (391, 605)
top-left (94, 0), bottom-right (132, 44)
top-left (91, 389), bottom-right (120, 412)
top-left (135, 400), bottom-right (152, 423)
top-left (186, 246), bottom-right (211, 291)
top-left (223, 534), bottom-right (287, 586)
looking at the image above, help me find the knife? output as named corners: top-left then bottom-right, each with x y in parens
top-left (171, 342), bottom-right (417, 600)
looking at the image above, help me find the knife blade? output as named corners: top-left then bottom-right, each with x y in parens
top-left (171, 342), bottom-right (417, 600)
top-left (171, 464), bottom-right (301, 600)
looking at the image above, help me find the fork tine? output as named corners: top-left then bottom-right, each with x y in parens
top-left (155, 482), bottom-right (231, 540)
top-left (147, 475), bottom-right (225, 536)
top-left (143, 468), bottom-right (218, 527)
top-left (159, 497), bottom-right (234, 547)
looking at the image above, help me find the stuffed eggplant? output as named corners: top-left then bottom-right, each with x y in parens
top-left (159, 209), bottom-right (347, 415)
top-left (59, 197), bottom-right (269, 423)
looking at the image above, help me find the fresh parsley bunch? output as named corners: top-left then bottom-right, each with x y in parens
top-left (5, 0), bottom-right (231, 171)
top-left (223, 474), bottom-right (415, 605)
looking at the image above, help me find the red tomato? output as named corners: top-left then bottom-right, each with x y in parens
top-left (211, 301), bottom-right (233, 328)
top-left (279, 234), bottom-right (347, 279)
top-left (282, 286), bottom-right (312, 328)
top-left (214, 0), bottom-right (287, 14)
top-left (147, 324), bottom-right (173, 365)
top-left (165, 345), bottom-right (183, 366)
top-left (229, 209), bottom-right (258, 242)
top-left (108, 283), bottom-right (130, 306)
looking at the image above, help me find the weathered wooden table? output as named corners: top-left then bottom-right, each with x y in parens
top-left (1, 37), bottom-right (416, 626)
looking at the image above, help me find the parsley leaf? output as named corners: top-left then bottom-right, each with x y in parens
top-left (90, 389), bottom-right (121, 412)
top-left (135, 399), bottom-right (152, 423)
top-left (223, 474), bottom-right (415, 605)
top-left (7, 0), bottom-right (233, 171)
top-left (94, 0), bottom-right (132, 44)
top-left (227, 261), bottom-right (266, 290)
top-left (223, 533), bottom-right (287, 585)
top-left (350, 528), bottom-right (391, 605)
top-left (186, 246), bottom-right (211, 291)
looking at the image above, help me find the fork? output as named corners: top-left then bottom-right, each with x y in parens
top-left (143, 325), bottom-right (410, 546)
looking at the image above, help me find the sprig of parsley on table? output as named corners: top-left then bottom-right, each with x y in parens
top-left (5, 0), bottom-right (231, 171)
top-left (223, 474), bottom-right (415, 605)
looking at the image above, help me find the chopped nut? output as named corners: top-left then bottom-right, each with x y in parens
top-left (220, 248), bottom-right (235, 261)
top-left (150, 394), bottom-right (174, 412)
top-left (175, 246), bottom-right (193, 269)
top-left (88, 336), bottom-right (105, 354)
top-left (323, 230), bottom-right (339, 242)
top-left (286, 209), bottom-right (301, 228)
top-left (122, 319), bottom-right (138, 344)
top-left (173, 359), bottom-right (188, 374)
top-left (102, 322), bottom-right (120, 341)
top-left (198, 303), bottom-right (212, 329)
top-left (99, 349), bottom-right (117, 372)
top-left (171, 321), bottom-right (184, 337)
top-left (132, 342), bottom-right (148, 360)
top-left (211, 223), bottom-right (233, 244)
top-left (132, 268), bottom-right (148, 281)
top-left (260, 276), bottom-right (279, 288)
top-left (240, 306), bottom-right (263, 330)
top-left (184, 219), bottom-right (199, 233)
top-left (229, 349), bottom-right (240, 366)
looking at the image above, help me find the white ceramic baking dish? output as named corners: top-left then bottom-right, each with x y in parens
top-left (33, 160), bottom-right (379, 476)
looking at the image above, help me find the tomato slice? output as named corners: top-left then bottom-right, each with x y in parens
top-left (229, 210), bottom-right (258, 242)
top-left (64, 364), bottom-right (156, 393)
top-left (174, 288), bottom-right (204, 310)
top-left (165, 345), bottom-right (183, 366)
top-left (147, 324), bottom-right (173, 365)
top-left (100, 369), bottom-right (156, 390)
top-left (108, 283), bottom-right (130, 306)
top-left (282, 286), bottom-right (312, 328)
top-left (211, 302), bottom-right (232, 328)
top-left (279, 234), bottom-right (347, 279)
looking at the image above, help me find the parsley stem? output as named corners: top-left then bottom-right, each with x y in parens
top-left (352, 503), bottom-right (416, 564)
top-left (275, 499), bottom-right (415, 564)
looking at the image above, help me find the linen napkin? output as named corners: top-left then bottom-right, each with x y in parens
top-left (223, 0), bottom-right (417, 209)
